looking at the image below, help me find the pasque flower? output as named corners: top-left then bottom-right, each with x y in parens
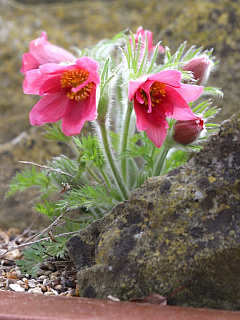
top-left (23, 57), bottom-right (100, 136)
top-left (133, 27), bottom-right (164, 54)
top-left (128, 70), bottom-right (203, 147)
top-left (21, 32), bottom-right (76, 74)
top-left (173, 117), bottom-right (204, 145)
top-left (183, 55), bottom-right (214, 85)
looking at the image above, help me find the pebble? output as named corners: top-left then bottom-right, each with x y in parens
top-left (44, 291), bottom-right (56, 296)
top-left (28, 287), bottom-right (43, 294)
top-left (9, 283), bottom-right (25, 292)
top-left (36, 269), bottom-right (45, 277)
top-left (39, 284), bottom-right (47, 292)
top-left (54, 284), bottom-right (62, 291)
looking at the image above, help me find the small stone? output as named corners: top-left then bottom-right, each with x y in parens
top-left (19, 284), bottom-right (29, 290)
top-left (54, 284), bottom-right (62, 291)
top-left (38, 275), bottom-right (47, 280)
top-left (44, 291), bottom-right (56, 296)
top-left (39, 284), bottom-right (47, 292)
top-left (44, 271), bottom-right (52, 276)
top-left (36, 269), bottom-right (45, 276)
top-left (11, 270), bottom-right (21, 278)
top-left (28, 279), bottom-right (37, 288)
top-left (43, 279), bottom-right (51, 287)
top-left (50, 271), bottom-right (60, 277)
top-left (9, 283), bottom-right (25, 292)
top-left (28, 288), bottom-right (43, 294)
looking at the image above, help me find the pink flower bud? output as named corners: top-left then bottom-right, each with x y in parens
top-left (173, 118), bottom-right (204, 145)
top-left (183, 56), bottom-right (214, 85)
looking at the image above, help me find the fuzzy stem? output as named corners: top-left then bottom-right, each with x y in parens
top-left (99, 167), bottom-right (111, 189)
top-left (98, 120), bottom-right (128, 200)
top-left (88, 168), bottom-right (102, 185)
top-left (153, 139), bottom-right (171, 177)
top-left (120, 101), bottom-right (133, 183)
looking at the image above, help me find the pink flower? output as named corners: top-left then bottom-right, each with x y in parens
top-left (133, 27), bottom-right (164, 54)
top-left (24, 57), bottom-right (100, 136)
top-left (21, 32), bottom-right (76, 74)
top-left (128, 70), bottom-right (203, 147)
top-left (173, 117), bottom-right (204, 145)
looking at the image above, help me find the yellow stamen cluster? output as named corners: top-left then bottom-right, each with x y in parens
top-left (141, 81), bottom-right (166, 107)
top-left (61, 69), bottom-right (93, 101)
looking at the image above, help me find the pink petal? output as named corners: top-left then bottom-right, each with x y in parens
top-left (23, 69), bottom-right (45, 95)
top-left (148, 70), bottom-right (182, 88)
top-left (21, 53), bottom-right (39, 74)
top-left (39, 75), bottom-right (62, 95)
top-left (159, 86), bottom-right (197, 120)
top-left (135, 89), bottom-right (145, 104)
top-left (145, 121), bottom-right (168, 148)
top-left (128, 77), bottom-right (148, 101)
top-left (173, 83), bottom-right (203, 102)
top-left (29, 32), bottom-right (76, 65)
top-left (61, 90), bottom-right (98, 136)
top-left (75, 57), bottom-right (100, 81)
top-left (133, 99), bottom-right (150, 131)
top-left (29, 93), bottom-right (71, 125)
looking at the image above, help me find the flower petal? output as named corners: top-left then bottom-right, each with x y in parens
top-left (29, 93), bottom-right (70, 125)
top-left (159, 86), bottom-right (197, 120)
top-left (133, 99), bottom-right (150, 131)
top-left (39, 75), bottom-right (62, 95)
top-left (145, 121), bottom-right (168, 148)
top-left (21, 53), bottom-right (39, 74)
top-left (29, 31), bottom-right (76, 65)
top-left (173, 83), bottom-right (203, 102)
top-left (128, 77), bottom-right (148, 101)
top-left (23, 69), bottom-right (45, 95)
top-left (61, 90), bottom-right (98, 136)
top-left (148, 70), bottom-right (182, 88)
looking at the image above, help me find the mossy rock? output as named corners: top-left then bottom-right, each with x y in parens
top-left (67, 112), bottom-right (240, 310)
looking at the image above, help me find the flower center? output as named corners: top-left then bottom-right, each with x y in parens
top-left (60, 69), bottom-right (93, 101)
top-left (141, 81), bottom-right (166, 107)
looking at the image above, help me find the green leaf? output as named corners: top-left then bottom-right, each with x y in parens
top-left (204, 87), bottom-right (223, 98)
top-left (42, 123), bottom-right (71, 143)
top-left (56, 184), bottom-right (117, 212)
top-left (6, 166), bottom-right (52, 198)
top-left (165, 149), bottom-right (189, 173)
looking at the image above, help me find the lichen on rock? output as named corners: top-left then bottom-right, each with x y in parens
top-left (67, 112), bottom-right (240, 310)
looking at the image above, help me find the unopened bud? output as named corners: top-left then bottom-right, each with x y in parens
top-left (183, 56), bottom-right (214, 85)
top-left (173, 118), bottom-right (204, 145)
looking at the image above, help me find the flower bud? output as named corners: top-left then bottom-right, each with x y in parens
top-left (183, 56), bottom-right (214, 85)
top-left (173, 118), bottom-right (204, 145)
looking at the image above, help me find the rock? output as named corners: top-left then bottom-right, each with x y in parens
top-left (67, 112), bottom-right (240, 310)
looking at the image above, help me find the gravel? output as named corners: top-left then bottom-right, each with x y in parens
top-left (0, 228), bottom-right (78, 297)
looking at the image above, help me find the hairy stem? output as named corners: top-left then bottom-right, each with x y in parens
top-left (153, 139), bottom-right (171, 177)
top-left (98, 121), bottom-right (128, 200)
top-left (120, 101), bottom-right (133, 183)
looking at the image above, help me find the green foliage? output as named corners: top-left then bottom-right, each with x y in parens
top-left (16, 221), bottom-right (87, 276)
top-left (16, 242), bottom-right (48, 277)
top-left (165, 149), bottom-right (189, 173)
top-left (6, 166), bottom-right (55, 198)
top-left (56, 185), bottom-right (118, 212)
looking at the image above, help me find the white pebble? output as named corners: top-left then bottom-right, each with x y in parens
top-left (28, 279), bottom-right (37, 288)
top-left (28, 288), bottom-right (43, 294)
top-left (9, 283), bottom-right (25, 292)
